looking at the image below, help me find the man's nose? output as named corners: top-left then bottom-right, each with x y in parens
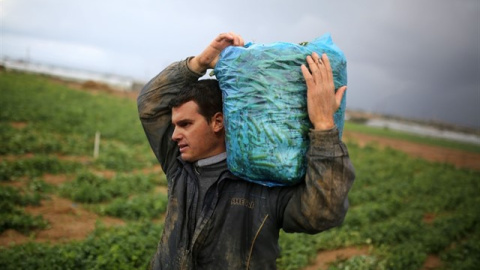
top-left (171, 127), bottom-right (180, 142)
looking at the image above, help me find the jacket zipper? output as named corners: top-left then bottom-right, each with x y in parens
top-left (188, 170), bottom-right (230, 251)
top-left (246, 214), bottom-right (269, 270)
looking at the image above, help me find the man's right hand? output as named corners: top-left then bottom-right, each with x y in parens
top-left (189, 32), bottom-right (244, 74)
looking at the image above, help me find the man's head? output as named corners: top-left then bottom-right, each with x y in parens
top-left (169, 79), bottom-right (225, 162)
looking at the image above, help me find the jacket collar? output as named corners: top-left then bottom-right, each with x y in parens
top-left (176, 155), bottom-right (242, 182)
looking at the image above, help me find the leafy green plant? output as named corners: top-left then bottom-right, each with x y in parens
top-left (0, 186), bottom-right (49, 233)
top-left (0, 156), bottom-right (81, 181)
top-left (93, 140), bottom-right (157, 171)
top-left (0, 123), bottom-right (97, 156)
top-left (276, 232), bottom-right (319, 270)
top-left (98, 193), bottom-right (168, 220)
top-left (0, 222), bottom-right (163, 270)
top-left (440, 227), bottom-right (480, 270)
top-left (60, 171), bottom-right (160, 203)
top-left (0, 72), bottom-right (146, 145)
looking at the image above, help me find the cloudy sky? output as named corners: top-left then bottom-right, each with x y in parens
top-left (2, 0), bottom-right (479, 129)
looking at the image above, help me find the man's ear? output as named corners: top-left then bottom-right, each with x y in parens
top-left (211, 112), bottom-right (224, 132)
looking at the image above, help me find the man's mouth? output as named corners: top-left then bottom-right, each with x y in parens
top-left (178, 143), bottom-right (188, 152)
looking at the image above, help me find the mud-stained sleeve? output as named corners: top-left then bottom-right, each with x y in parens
top-left (280, 127), bottom-right (355, 233)
top-left (137, 57), bottom-right (202, 178)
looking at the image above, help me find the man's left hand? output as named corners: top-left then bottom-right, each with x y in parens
top-left (301, 52), bottom-right (347, 131)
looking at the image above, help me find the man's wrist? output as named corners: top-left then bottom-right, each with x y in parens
top-left (187, 57), bottom-right (208, 74)
top-left (186, 57), bottom-right (207, 76)
top-left (309, 126), bottom-right (340, 148)
top-left (312, 121), bottom-right (335, 131)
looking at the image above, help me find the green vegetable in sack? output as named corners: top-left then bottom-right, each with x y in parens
top-left (214, 33), bottom-right (347, 187)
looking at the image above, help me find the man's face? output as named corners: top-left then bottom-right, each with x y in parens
top-left (171, 101), bottom-right (225, 162)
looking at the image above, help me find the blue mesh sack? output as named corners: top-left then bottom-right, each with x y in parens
top-left (214, 33), bottom-right (347, 187)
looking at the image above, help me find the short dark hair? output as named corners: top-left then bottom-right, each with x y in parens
top-left (169, 79), bottom-right (223, 123)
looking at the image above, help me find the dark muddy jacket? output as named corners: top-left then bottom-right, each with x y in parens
top-left (137, 58), bottom-right (355, 270)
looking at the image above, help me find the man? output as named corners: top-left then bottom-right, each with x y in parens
top-left (137, 32), bottom-right (355, 269)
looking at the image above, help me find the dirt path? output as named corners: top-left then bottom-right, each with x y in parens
top-left (0, 153), bottom-right (164, 247)
top-left (343, 131), bottom-right (480, 171)
top-left (303, 245), bottom-right (442, 270)
top-left (0, 167), bottom-right (127, 247)
top-left (303, 246), bottom-right (370, 270)
top-left (0, 194), bottom-right (125, 246)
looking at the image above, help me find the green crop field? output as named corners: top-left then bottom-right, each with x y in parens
top-left (1, 71), bottom-right (479, 270)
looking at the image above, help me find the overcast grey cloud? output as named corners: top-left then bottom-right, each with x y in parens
top-left (1, 0), bottom-right (479, 129)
